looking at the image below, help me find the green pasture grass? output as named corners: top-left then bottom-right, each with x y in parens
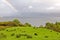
top-left (0, 26), bottom-right (60, 40)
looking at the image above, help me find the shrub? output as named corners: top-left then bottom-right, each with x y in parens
top-left (23, 34), bottom-right (27, 36)
top-left (0, 28), bottom-right (5, 31)
top-left (13, 19), bottom-right (20, 24)
top-left (0, 33), bottom-right (6, 38)
top-left (39, 25), bottom-right (43, 28)
top-left (13, 19), bottom-right (23, 26)
top-left (11, 33), bottom-right (15, 36)
top-left (27, 35), bottom-right (32, 38)
top-left (50, 31), bottom-right (52, 32)
top-left (0, 21), bottom-right (18, 26)
top-left (6, 21), bottom-right (18, 26)
top-left (45, 22), bottom-right (60, 32)
top-left (16, 34), bottom-right (21, 38)
top-left (19, 34), bottom-right (27, 36)
top-left (6, 30), bottom-right (8, 31)
top-left (24, 23), bottom-right (32, 27)
top-left (45, 36), bottom-right (48, 38)
top-left (1, 33), bottom-right (4, 35)
top-left (34, 33), bottom-right (38, 36)
top-left (57, 33), bottom-right (59, 35)
top-left (33, 27), bottom-right (36, 29)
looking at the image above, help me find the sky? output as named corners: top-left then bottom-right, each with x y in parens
top-left (0, 0), bottom-right (60, 17)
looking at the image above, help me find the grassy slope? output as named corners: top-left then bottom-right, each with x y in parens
top-left (0, 27), bottom-right (60, 40)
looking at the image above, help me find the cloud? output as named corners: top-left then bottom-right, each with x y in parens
top-left (2, 0), bottom-right (18, 12)
top-left (55, 3), bottom-right (60, 6)
top-left (28, 6), bottom-right (33, 9)
top-left (46, 3), bottom-right (60, 10)
top-left (46, 7), bottom-right (55, 10)
top-left (1, 0), bottom-right (60, 17)
top-left (32, 0), bottom-right (42, 3)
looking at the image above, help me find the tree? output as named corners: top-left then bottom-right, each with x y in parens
top-left (24, 23), bottom-right (32, 27)
top-left (13, 19), bottom-right (20, 24)
top-left (45, 22), bottom-right (53, 29)
top-left (13, 19), bottom-right (23, 26)
top-left (39, 25), bottom-right (43, 28)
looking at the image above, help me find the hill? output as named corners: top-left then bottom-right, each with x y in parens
top-left (0, 27), bottom-right (60, 40)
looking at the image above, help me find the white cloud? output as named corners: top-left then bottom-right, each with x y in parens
top-left (46, 7), bottom-right (55, 10)
top-left (32, 0), bottom-right (42, 3)
top-left (46, 3), bottom-right (60, 10)
top-left (2, 0), bottom-right (18, 12)
top-left (28, 6), bottom-right (33, 9)
top-left (1, 0), bottom-right (60, 17)
top-left (54, 3), bottom-right (60, 6)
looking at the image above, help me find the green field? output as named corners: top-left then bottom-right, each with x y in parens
top-left (0, 27), bottom-right (60, 40)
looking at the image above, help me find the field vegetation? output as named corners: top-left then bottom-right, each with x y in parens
top-left (0, 19), bottom-right (60, 40)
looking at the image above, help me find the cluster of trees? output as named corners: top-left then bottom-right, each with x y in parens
top-left (0, 19), bottom-right (32, 27)
top-left (0, 19), bottom-right (60, 32)
top-left (45, 22), bottom-right (60, 32)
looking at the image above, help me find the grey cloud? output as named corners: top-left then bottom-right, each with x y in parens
top-left (0, 0), bottom-right (60, 17)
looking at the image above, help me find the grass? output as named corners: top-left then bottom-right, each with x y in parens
top-left (0, 26), bottom-right (60, 40)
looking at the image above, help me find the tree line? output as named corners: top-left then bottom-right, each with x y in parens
top-left (0, 19), bottom-right (60, 32)
top-left (0, 19), bottom-right (32, 27)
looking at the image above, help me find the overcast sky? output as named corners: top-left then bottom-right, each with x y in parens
top-left (0, 0), bottom-right (60, 17)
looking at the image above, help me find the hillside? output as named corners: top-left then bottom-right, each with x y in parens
top-left (0, 27), bottom-right (60, 40)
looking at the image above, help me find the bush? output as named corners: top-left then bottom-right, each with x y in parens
top-left (27, 35), bottom-right (32, 38)
top-left (39, 25), bottom-right (43, 28)
top-left (6, 30), bottom-right (8, 31)
top-left (0, 21), bottom-right (18, 26)
top-left (11, 33), bottom-right (15, 36)
top-left (45, 22), bottom-right (60, 32)
top-left (0, 33), bottom-right (6, 38)
top-left (13, 19), bottom-right (23, 26)
top-left (45, 36), bottom-right (48, 38)
top-left (50, 31), bottom-right (52, 32)
top-left (16, 34), bottom-right (21, 38)
top-left (24, 23), bottom-right (32, 27)
top-left (57, 33), bottom-right (59, 35)
top-left (0, 19), bottom-right (24, 27)
top-left (34, 33), bottom-right (38, 36)
top-left (13, 19), bottom-right (20, 24)
top-left (19, 34), bottom-right (27, 36)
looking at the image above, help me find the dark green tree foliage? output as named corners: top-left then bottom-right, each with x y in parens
top-left (0, 21), bottom-right (18, 26)
top-left (0, 19), bottom-right (32, 27)
top-left (45, 22), bottom-right (53, 28)
top-left (13, 19), bottom-right (24, 26)
top-left (24, 23), bottom-right (32, 27)
top-left (13, 19), bottom-right (20, 26)
top-left (45, 22), bottom-right (60, 32)
top-left (39, 25), bottom-right (43, 28)
top-left (0, 19), bottom-right (24, 27)
top-left (13, 19), bottom-right (20, 24)
top-left (6, 21), bottom-right (18, 26)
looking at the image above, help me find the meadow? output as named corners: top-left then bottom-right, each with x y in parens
top-left (0, 27), bottom-right (60, 40)
top-left (0, 19), bottom-right (60, 40)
